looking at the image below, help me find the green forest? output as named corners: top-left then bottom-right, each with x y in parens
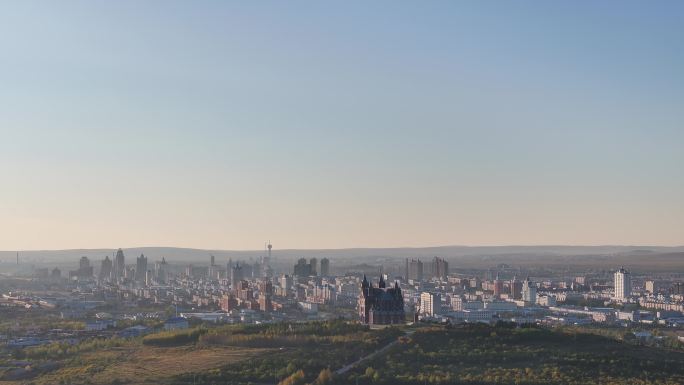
top-left (5, 321), bottom-right (684, 385)
top-left (332, 323), bottom-right (684, 385)
top-left (172, 322), bottom-right (684, 385)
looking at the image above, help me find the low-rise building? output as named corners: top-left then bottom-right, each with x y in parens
top-left (164, 317), bottom-right (189, 330)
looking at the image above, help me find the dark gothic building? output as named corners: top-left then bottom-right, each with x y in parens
top-left (358, 275), bottom-right (405, 325)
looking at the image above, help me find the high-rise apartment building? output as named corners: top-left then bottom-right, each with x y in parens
top-left (406, 259), bottom-right (424, 281)
top-left (280, 274), bottom-right (293, 291)
top-left (135, 254), bottom-right (148, 283)
top-left (493, 275), bottom-right (503, 298)
top-left (293, 258), bottom-right (313, 277)
top-left (309, 258), bottom-right (318, 276)
top-left (431, 257), bottom-right (449, 280)
top-left (155, 257), bottom-right (168, 284)
top-left (258, 279), bottom-right (273, 312)
top-left (230, 262), bottom-right (244, 289)
top-left (114, 248), bottom-right (125, 281)
top-left (69, 257), bottom-right (93, 280)
top-left (99, 256), bottom-right (112, 281)
top-left (420, 291), bottom-right (441, 316)
top-left (510, 277), bottom-right (522, 299)
top-left (614, 267), bottom-right (631, 300)
top-left (320, 258), bottom-right (330, 276)
top-left (522, 277), bottom-right (537, 303)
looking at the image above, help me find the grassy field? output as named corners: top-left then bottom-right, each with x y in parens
top-left (1, 320), bottom-right (399, 385)
top-left (2, 344), bottom-right (267, 385)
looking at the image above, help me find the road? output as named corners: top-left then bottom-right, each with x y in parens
top-left (260, 329), bottom-right (414, 384)
top-left (334, 329), bottom-right (413, 375)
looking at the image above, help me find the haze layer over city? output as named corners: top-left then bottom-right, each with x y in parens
top-left (1, 2), bottom-right (683, 385)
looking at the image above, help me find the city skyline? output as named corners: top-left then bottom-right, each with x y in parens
top-left (0, 2), bottom-right (682, 384)
top-left (2, 1), bottom-right (683, 250)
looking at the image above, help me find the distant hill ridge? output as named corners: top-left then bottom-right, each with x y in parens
top-left (2, 245), bottom-right (683, 264)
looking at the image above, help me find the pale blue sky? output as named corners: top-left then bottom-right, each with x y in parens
top-left (1, 1), bottom-right (682, 249)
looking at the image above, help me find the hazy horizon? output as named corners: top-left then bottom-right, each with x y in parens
top-left (4, 243), bottom-right (684, 253)
top-left (2, 1), bottom-right (683, 250)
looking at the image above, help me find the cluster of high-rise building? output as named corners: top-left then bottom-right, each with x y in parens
top-left (17, 247), bottom-right (684, 332)
top-left (46, 246), bottom-right (348, 319)
top-left (293, 257), bottom-right (330, 277)
top-left (404, 257), bottom-right (449, 282)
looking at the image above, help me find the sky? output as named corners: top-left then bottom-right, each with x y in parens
top-left (0, 1), bottom-right (683, 250)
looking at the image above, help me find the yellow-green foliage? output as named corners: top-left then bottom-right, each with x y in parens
top-left (277, 369), bottom-right (305, 385)
top-left (142, 327), bottom-right (207, 346)
top-left (312, 368), bottom-right (333, 385)
top-left (17, 337), bottom-right (130, 360)
top-left (197, 320), bottom-right (395, 348)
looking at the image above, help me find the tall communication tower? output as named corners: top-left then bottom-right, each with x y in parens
top-left (260, 241), bottom-right (274, 278)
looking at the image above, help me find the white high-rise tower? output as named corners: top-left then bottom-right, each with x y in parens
top-left (614, 267), bottom-right (631, 300)
top-left (522, 277), bottom-right (537, 303)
